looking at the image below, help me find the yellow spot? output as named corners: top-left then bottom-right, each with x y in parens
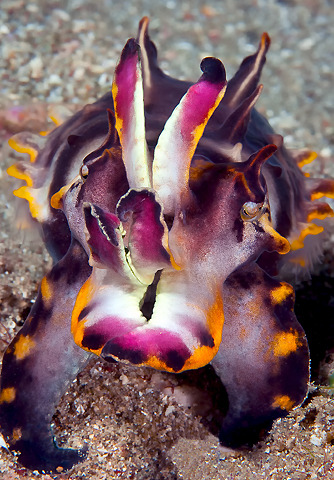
top-left (12, 427), bottom-right (22, 443)
top-left (39, 130), bottom-right (50, 136)
top-left (270, 283), bottom-right (293, 305)
top-left (8, 137), bottom-right (38, 163)
top-left (290, 223), bottom-right (324, 251)
top-left (40, 277), bottom-right (52, 303)
top-left (0, 387), bottom-right (16, 404)
top-left (272, 329), bottom-right (300, 357)
top-left (272, 395), bottom-right (295, 411)
top-left (14, 335), bottom-right (36, 361)
top-left (7, 164), bottom-right (33, 187)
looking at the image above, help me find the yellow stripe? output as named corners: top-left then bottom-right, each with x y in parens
top-left (7, 164), bottom-right (33, 187)
top-left (297, 151), bottom-right (317, 168)
top-left (8, 137), bottom-right (38, 163)
top-left (290, 223), bottom-right (324, 251)
top-left (13, 186), bottom-right (42, 219)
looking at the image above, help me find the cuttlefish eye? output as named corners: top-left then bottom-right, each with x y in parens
top-left (80, 164), bottom-right (89, 180)
top-left (240, 201), bottom-right (265, 222)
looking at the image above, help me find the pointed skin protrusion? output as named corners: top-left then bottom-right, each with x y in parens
top-left (153, 57), bottom-right (227, 215)
top-left (211, 263), bottom-right (309, 448)
top-left (223, 32), bottom-right (270, 112)
top-left (219, 84), bottom-right (263, 144)
top-left (136, 16), bottom-right (190, 114)
top-left (112, 38), bottom-right (151, 188)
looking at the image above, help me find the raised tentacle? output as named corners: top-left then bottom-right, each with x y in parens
top-left (152, 57), bottom-right (227, 215)
top-left (112, 38), bottom-right (151, 189)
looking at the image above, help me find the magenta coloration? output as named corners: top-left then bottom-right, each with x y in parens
top-left (0, 17), bottom-right (334, 473)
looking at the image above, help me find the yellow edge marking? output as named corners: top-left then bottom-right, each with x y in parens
top-left (112, 82), bottom-right (124, 146)
top-left (290, 223), bottom-right (324, 251)
top-left (183, 291), bottom-right (224, 371)
top-left (71, 277), bottom-right (96, 349)
top-left (185, 86), bottom-right (226, 186)
top-left (0, 387), bottom-right (16, 404)
top-left (49, 113), bottom-right (63, 127)
top-left (39, 130), bottom-right (50, 136)
top-left (50, 184), bottom-right (70, 210)
top-left (7, 164), bottom-right (33, 187)
top-left (260, 215), bottom-right (290, 254)
top-left (145, 291), bottom-right (225, 372)
top-left (311, 191), bottom-right (334, 201)
top-left (270, 283), bottom-right (293, 305)
top-left (189, 159), bottom-right (214, 182)
top-left (272, 329), bottom-right (301, 357)
top-left (166, 244), bottom-right (182, 271)
top-left (8, 137), bottom-right (38, 163)
top-left (14, 335), bottom-right (36, 361)
top-left (235, 172), bottom-right (253, 197)
top-left (41, 277), bottom-right (52, 303)
top-left (297, 151), bottom-right (317, 168)
top-left (307, 207), bottom-right (334, 222)
top-left (13, 186), bottom-right (42, 219)
top-left (272, 394), bottom-right (295, 411)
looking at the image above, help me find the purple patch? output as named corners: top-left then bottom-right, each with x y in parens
top-left (113, 39), bottom-right (139, 132)
top-left (82, 315), bottom-right (142, 346)
top-left (101, 328), bottom-right (191, 372)
top-left (84, 203), bottom-right (122, 271)
top-left (117, 189), bottom-right (170, 267)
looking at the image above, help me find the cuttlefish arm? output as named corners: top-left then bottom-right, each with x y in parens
top-left (211, 263), bottom-right (309, 448)
top-left (0, 241), bottom-right (92, 472)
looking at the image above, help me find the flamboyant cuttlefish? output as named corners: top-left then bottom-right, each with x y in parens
top-left (1, 17), bottom-right (333, 473)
